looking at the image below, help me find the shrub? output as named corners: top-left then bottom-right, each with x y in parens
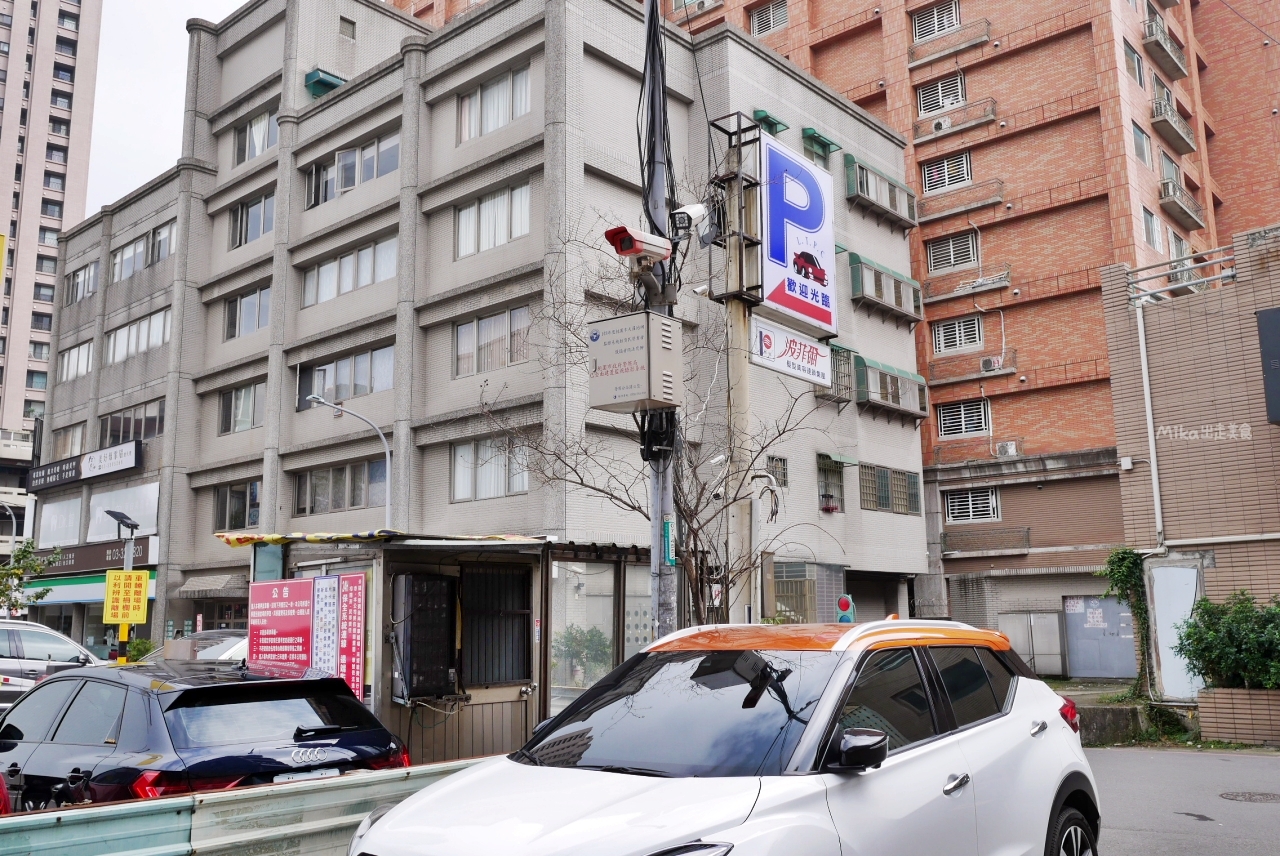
top-left (128, 637), bottom-right (156, 662)
top-left (1174, 591), bottom-right (1280, 690)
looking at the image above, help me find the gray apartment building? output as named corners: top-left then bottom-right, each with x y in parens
top-left (0, 0), bottom-right (100, 555)
top-left (30, 0), bottom-right (926, 745)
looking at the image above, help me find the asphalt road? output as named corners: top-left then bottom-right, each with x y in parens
top-left (1087, 747), bottom-right (1280, 856)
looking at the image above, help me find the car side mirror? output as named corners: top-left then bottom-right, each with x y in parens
top-left (825, 728), bottom-right (887, 773)
top-left (78, 655), bottom-right (90, 665)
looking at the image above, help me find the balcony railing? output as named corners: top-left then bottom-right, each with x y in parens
top-left (912, 97), bottom-right (998, 142)
top-left (941, 527), bottom-right (1031, 554)
top-left (1143, 17), bottom-right (1189, 80)
top-left (1151, 99), bottom-right (1196, 154)
top-left (908, 19), bottom-right (992, 67)
top-left (816, 346), bottom-right (855, 403)
top-left (850, 254), bottom-right (922, 325)
top-left (1159, 178), bottom-right (1205, 230)
top-left (917, 178), bottom-right (1004, 223)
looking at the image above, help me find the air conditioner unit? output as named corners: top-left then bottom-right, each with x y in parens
top-left (995, 440), bottom-right (1019, 458)
top-left (932, 116), bottom-right (953, 133)
top-left (695, 0), bottom-right (713, 10)
top-left (980, 355), bottom-right (1003, 372)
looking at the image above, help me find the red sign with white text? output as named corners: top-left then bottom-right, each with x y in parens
top-left (338, 574), bottom-right (365, 695)
top-left (249, 579), bottom-right (314, 669)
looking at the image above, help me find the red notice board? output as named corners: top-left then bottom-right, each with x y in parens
top-left (248, 579), bottom-right (314, 670)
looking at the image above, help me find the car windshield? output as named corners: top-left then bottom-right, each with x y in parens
top-left (162, 682), bottom-right (382, 748)
top-left (519, 649), bottom-right (840, 777)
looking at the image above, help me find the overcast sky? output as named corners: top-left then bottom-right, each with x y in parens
top-left (84, 1), bottom-right (247, 214)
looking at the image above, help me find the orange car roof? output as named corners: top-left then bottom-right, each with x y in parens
top-left (646, 621), bottom-right (1011, 653)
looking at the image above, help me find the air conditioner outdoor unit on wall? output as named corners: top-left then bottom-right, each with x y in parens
top-left (995, 440), bottom-right (1019, 458)
top-left (980, 355), bottom-right (1003, 372)
top-left (933, 116), bottom-right (953, 133)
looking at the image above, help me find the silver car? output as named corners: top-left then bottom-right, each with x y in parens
top-left (0, 620), bottom-right (98, 710)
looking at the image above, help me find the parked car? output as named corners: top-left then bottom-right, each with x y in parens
top-left (0, 620), bottom-right (99, 710)
top-left (140, 629), bottom-right (248, 664)
top-left (351, 620), bottom-right (1100, 856)
top-left (0, 661), bottom-right (409, 814)
top-left (793, 250), bottom-right (827, 286)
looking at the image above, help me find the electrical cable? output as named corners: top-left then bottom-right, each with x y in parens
top-left (1214, 0), bottom-right (1279, 44)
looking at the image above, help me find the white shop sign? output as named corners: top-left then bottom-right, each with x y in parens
top-left (749, 316), bottom-right (832, 387)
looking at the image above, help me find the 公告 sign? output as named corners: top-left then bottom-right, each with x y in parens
top-left (750, 317), bottom-right (832, 387)
top-left (758, 135), bottom-right (838, 338)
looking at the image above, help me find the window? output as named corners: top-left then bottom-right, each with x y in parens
top-left (66, 260), bottom-right (97, 305)
top-left (1132, 122), bottom-right (1151, 166)
top-left (921, 151), bottom-right (972, 193)
top-left (111, 236), bottom-right (147, 281)
top-left (25, 369), bottom-right (47, 389)
top-left (1142, 207), bottom-right (1162, 251)
top-left (1160, 150), bottom-right (1179, 183)
top-left (49, 117), bottom-right (70, 136)
top-left (218, 382), bottom-right (266, 434)
top-left (339, 16), bottom-right (355, 39)
top-left (937, 399), bottom-right (989, 437)
top-left (926, 231), bottom-right (978, 272)
top-left (46, 145), bottom-right (67, 164)
top-left (297, 344), bottom-right (394, 407)
top-left (53, 680), bottom-right (128, 746)
top-left (105, 308), bottom-right (171, 364)
top-left (30, 312), bottom-right (52, 331)
top-left (233, 108), bottom-right (279, 165)
top-left (766, 455), bottom-right (788, 488)
top-left (912, 0), bottom-right (959, 42)
top-left (932, 315), bottom-right (982, 353)
top-left (802, 132), bottom-right (839, 170)
top-left (33, 283), bottom-right (54, 302)
top-left (224, 285), bottom-right (270, 340)
top-left (1169, 228), bottom-right (1189, 262)
top-left (817, 455), bottom-right (844, 512)
top-left (229, 192), bottom-right (274, 248)
top-left (304, 133), bottom-right (400, 209)
top-left (38, 226), bottom-right (58, 246)
top-left (976, 647), bottom-right (1015, 709)
top-left (35, 255), bottom-right (57, 274)
top-left (58, 340), bottom-right (92, 381)
top-left (454, 305), bottom-right (532, 376)
top-left (28, 341), bottom-right (48, 359)
top-left (215, 481), bottom-right (261, 530)
top-left (830, 649), bottom-right (935, 754)
top-left (294, 460), bottom-right (387, 516)
top-left (23, 399), bottom-right (44, 419)
top-left (152, 221), bottom-right (177, 263)
top-left (57, 11), bottom-right (77, 30)
top-left (0, 13), bottom-right (10, 25)
top-left (51, 423), bottom-right (84, 461)
top-left (456, 182), bottom-right (531, 257)
top-left (50, 90), bottom-right (71, 110)
top-left (452, 437), bottom-right (529, 500)
top-left (1152, 73), bottom-right (1172, 106)
top-left (1123, 41), bottom-right (1143, 85)
top-left (301, 234), bottom-right (398, 307)
top-left (945, 487), bottom-right (999, 522)
top-left (99, 399), bottom-right (165, 447)
top-left (931, 646), bottom-right (1001, 726)
top-left (41, 198), bottom-right (63, 218)
top-left (917, 72), bottom-right (965, 115)
top-left (44, 171), bottom-right (65, 191)
top-left (859, 464), bottom-right (922, 515)
top-left (458, 67), bottom-right (531, 142)
top-left (751, 0), bottom-right (789, 37)
top-left (52, 63), bottom-right (73, 83)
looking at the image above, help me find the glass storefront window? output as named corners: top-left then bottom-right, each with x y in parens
top-left (623, 563), bottom-right (653, 660)
top-left (549, 562), bottom-right (614, 715)
top-left (84, 603), bottom-right (109, 659)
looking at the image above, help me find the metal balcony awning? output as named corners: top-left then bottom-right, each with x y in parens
top-left (176, 573), bottom-right (248, 599)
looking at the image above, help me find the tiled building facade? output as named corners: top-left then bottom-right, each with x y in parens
top-left (34, 0), bottom-right (927, 663)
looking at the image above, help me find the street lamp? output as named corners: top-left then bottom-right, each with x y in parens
top-left (306, 395), bottom-right (393, 531)
top-left (104, 509), bottom-right (140, 665)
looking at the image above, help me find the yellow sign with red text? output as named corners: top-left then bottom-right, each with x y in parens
top-left (104, 570), bottom-right (149, 624)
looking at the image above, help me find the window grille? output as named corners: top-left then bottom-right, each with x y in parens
top-left (945, 487), bottom-right (999, 522)
top-left (817, 455), bottom-right (845, 512)
top-left (921, 151), bottom-right (972, 193)
top-left (932, 315), bottom-right (982, 353)
top-left (937, 399), bottom-right (989, 436)
top-left (926, 232), bottom-right (978, 272)
top-left (751, 0), bottom-right (789, 36)
top-left (766, 455), bottom-right (789, 488)
top-left (912, 0), bottom-right (959, 42)
top-left (917, 72), bottom-right (965, 115)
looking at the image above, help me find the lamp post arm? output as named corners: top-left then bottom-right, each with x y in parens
top-left (309, 397), bottom-right (393, 531)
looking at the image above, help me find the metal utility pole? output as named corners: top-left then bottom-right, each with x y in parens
top-left (710, 114), bottom-right (763, 624)
top-left (638, 0), bottom-right (678, 639)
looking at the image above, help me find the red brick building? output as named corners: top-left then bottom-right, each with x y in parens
top-left (390, 0), bottom-right (1280, 672)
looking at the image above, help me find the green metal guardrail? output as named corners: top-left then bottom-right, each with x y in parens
top-left (0, 758), bottom-right (484, 856)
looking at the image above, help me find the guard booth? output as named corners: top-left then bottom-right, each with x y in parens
top-left (223, 532), bottom-right (648, 764)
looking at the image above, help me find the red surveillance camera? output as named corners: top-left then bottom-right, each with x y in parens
top-left (605, 226), bottom-right (672, 263)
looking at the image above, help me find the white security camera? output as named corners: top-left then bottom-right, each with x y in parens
top-left (669, 204), bottom-right (708, 242)
top-left (605, 226), bottom-right (672, 263)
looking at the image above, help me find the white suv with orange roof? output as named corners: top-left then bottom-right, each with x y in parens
top-left (352, 620), bottom-right (1100, 856)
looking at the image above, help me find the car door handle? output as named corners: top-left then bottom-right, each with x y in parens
top-left (1030, 720), bottom-right (1048, 737)
top-left (942, 773), bottom-right (970, 795)
top-left (22, 670), bottom-right (38, 677)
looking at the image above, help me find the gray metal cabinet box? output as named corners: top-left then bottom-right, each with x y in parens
top-left (587, 311), bottom-right (683, 413)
